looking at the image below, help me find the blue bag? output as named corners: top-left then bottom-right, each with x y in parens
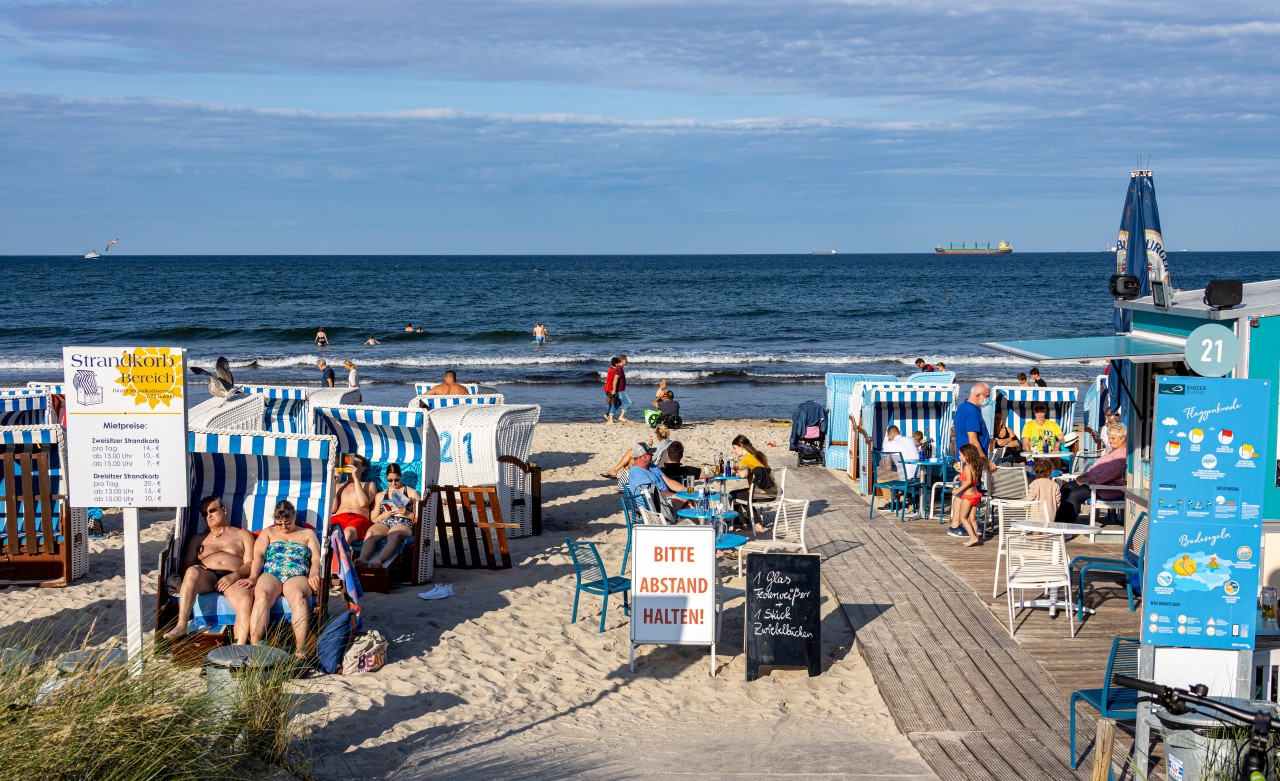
top-left (316, 607), bottom-right (357, 674)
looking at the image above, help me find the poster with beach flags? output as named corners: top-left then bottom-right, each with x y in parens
top-left (1142, 376), bottom-right (1270, 651)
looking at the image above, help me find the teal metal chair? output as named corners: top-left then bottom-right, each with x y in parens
top-left (565, 538), bottom-right (631, 633)
top-left (1070, 511), bottom-right (1148, 615)
top-left (1069, 636), bottom-right (1140, 775)
top-left (869, 450), bottom-right (923, 521)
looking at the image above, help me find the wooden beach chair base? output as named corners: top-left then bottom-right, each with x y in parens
top-left (433, 486), bottom-right (520, 570)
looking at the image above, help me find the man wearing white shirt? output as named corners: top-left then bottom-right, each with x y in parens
top-left (881, 425), bottom-right (921, 479)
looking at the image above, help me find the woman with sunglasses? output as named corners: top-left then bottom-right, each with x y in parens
top-left (357, 464), bottom-right (421, 569)
top-left (239, 499), bottom-right (322, 658)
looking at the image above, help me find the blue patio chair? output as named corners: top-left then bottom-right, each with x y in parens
top-left (1070, 511), bottom-right (1148, 615)
top-left (869, 450), bottom-right (923, 521)
top-left (1069, 636), bottom-right (1140, 774)
top-left (565, 538), bottom-right (631, 633)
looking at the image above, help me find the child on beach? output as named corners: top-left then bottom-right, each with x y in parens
top-left (955, 444), bottom-right (985, 547)
top-left (912, 430), bottom-right (929, 459)
top-left (1025, 458), bottom-right (1060, 521)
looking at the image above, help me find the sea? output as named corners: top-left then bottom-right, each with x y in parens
top-left (4, 252), bottom-right (1279, 421)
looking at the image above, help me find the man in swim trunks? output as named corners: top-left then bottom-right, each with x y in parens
top-left (317, 360), bottom-right (335, 388)
top-left (164, 496), bottom-right (257, 643)
top-left (532, 322), bottom-right (548, 344)
top-left (331, 454), bottom-right (376, 545)
top-left (426, 370), bottom-right (468, 395)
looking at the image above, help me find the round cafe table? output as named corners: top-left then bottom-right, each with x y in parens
top-left (674, 491), bottom-right (725, 502)
top-left (715, 532), bottom-right (748, 551)
top-left (676, 508), bottom-right (739, 523)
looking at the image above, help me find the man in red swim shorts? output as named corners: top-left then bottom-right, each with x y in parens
top-left (331, 454), bottom-right (375, 545)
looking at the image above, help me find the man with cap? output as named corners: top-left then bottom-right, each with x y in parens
top-left (626, 442), bottom-right (688, 511)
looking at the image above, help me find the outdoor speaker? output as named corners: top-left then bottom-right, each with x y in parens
top-left (1110, 274), bottom-right (1140, 299)
top-left (1204, 279), bottom-right (1243, 310)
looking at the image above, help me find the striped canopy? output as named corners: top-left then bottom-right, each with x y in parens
top-left (985, 386), bottom-right (1077, 445)
top-left (824, 373), bottom-right (897, 469)
top-left (413, 394), bottom-right (505, 410)
top-left (312, 405), bottom-right (440, 482)
top-left (0, 391), bottom-right (48, 427)
top-left (851, 385), bottom-right (959, 495)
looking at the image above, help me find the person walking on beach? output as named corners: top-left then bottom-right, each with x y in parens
top-left (604, 355), bottom-right (630, 424)
top-left (163, 496), bottom-right (256, 643)
top-left (314, 328), bottom-right (329, 348)
top-left (612, 354), bottom-right (632, 423)
top-left (914, 358), bottom-right (934, 372)
top-left (532, 323), bottom-right (548, 345)
top-left (317, 360), bottom-right (335, 388)
top-left (1017, 372), bottom-right (1030, 387)
top-left (948, 383), bottom-right (991, 538)
top-left (343, 359), bottom-right (361, 402)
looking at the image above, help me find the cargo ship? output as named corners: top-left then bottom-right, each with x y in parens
top-left (934, 241), bottom-right (1012, 255)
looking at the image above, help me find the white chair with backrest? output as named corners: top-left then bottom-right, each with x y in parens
top-left (733, 466), bottom-right (787, 535)
top-left (737, 498), bottom-right (810, 577)
top-left (1084, 484), bottom-right (1126, 540)
top-left (1006, 530), bottom-right (1076, 638)
top-left (983, 465), bottom-right (1029, 534)
top-left (637, 507), bottom-right (666, 526)
top-left (992, 499), bottom-right (1049, 598)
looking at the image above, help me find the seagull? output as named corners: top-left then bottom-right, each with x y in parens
top-left (190, 357), bottom-right (240, 406)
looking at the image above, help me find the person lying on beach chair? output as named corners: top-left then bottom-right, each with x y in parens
top-left (240, 500), bottom-right (323, 659)
top-left (331, 454), bottom-right (375, 546)
top-left (426, 370), bottom-right (469, 396)
top-left (601, 425), bottom-right (671, 479)
top-left (164, 496), bottom-right (257, 643)
top-left (357, 463), bottom-right (421, 568)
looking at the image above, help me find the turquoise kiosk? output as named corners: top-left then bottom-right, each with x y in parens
top-left (984, 170), bottom-right (1279, 776)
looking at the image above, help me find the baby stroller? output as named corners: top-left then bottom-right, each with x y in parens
top-left (790, 400), bottom-right (827, 466)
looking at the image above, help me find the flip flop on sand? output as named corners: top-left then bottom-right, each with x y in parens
top-left (599, 472), bottom-right (615, 480)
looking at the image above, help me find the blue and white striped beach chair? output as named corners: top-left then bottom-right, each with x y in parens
top-left (412, 393), bottom-right (505, 410)
top-left (850, 384), bottom-right (959, 497)
top-left (312, 404), bottom-right (440, 584)
top-left (0, 424), bottom-right (88, 587)
top-left (985, 386), bottom-right (1078, 453)
top-left (1081, 375), bottom-right (1109, 451)
top-left (0, 390), bottom-right (50, 427)
top-left (235, 385), bottom-right (362, 434)
top-left (824, 373), bottom-right (896, 469)
top-left (156, 428), bottom-right (337, 637)
top-left (413, 382), bottom-right (498, 397)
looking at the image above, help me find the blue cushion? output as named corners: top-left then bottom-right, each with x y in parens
top-left (186, 592), bottom-right (314, 628)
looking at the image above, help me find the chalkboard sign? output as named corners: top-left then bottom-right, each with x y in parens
top-left (744, 552), bottom-right (821, 681)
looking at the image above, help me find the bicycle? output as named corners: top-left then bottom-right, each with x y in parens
top-left (1114, 673), bottom-right (1280, 781)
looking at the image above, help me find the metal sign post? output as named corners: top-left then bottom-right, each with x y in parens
top-left (63, 347), bottom-right (189, 668)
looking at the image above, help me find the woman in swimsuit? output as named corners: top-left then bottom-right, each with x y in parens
top-left (955, 444), bottom-right (986, 547)
top-left (239, 499), bottom-right (322, 657)
top-left (314, 328), bottom-right (329, 348)
top-left (357, 463), bottom-right (421, 569)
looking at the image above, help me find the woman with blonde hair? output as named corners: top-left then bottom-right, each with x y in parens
top-left (343, 359), bottom-right (361, 401)
top-left (1056, 423), bottom-right (1127, 524)
top-left (601, 424), bottom-right (672, 479)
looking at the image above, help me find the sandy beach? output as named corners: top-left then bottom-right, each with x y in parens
top-left (0, 418), bottom-right (936, 781)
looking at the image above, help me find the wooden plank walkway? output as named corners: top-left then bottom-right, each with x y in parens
top-left (783, 461), bottom-right (1141, 781)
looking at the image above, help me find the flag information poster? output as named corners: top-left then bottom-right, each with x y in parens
top-left (1143, 376), bottom-right (1270, 650)
top-left (63, 346), bottom-right (189, 508)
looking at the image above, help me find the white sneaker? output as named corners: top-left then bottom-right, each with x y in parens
top-left (418, 584), bottom-right (454, 600)
top-left (905, 512), bottom-right (922, 521)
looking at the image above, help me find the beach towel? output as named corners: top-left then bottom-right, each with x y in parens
top-left (330, 529), bottom-right (364, 618)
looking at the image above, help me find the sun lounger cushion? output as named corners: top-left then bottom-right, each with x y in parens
top-left (186, 592), bottom-right (314, 628)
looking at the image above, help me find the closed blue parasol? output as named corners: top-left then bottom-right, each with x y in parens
top-left (1109, 169), bottom-right (1169, 425)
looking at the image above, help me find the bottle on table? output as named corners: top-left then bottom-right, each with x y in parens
top-left (1262, 586), bottom-right (1278, 621)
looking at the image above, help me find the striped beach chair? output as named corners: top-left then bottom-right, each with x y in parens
top-left (237, 385), bottom-right (361, 434)
top-left (411, 393), bottom-right (505, 410)
top-left (429, 404), bottom-right (541, 540)
top-left (0, 390), bottom-right (50, 427)
top-left (849, 384), bottom-right (960, 497)
top-left (985, 386), bottom-right (1078, 452)
top-left (823, 373), bottom-right (896, 469)
top-left (1081, 375), bottom-right (1110, 451)
top-left (188, 394), bottom-right (266, 431)
top-left (155, 428), bottom-right (338, 637)
top-left (846, 380), bottom-right (927, 485)
top-left (0, 424), bottom-right (89, 587)
top-left (414, 382), bottom-right (498, 397)
top-left (312, 404), bottom-right (440, 584)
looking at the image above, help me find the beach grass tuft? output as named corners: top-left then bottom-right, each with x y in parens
top-left (0, 625), bottom-right (312, 781)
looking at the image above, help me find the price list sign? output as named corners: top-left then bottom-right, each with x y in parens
top-left (63, 347), bottom-right (189, 508)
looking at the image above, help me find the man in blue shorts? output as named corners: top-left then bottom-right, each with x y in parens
top-left (948, 383), bottom-right (992, 537)
top-left (532, 323), bottom-right (548, 345)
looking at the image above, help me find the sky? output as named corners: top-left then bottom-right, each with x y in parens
top-left (1, 0), bottom-right (1278, 254)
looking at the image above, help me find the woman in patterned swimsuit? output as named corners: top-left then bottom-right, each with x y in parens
top-left (239, 499), bottom-right (322, 657)
top-left (357, 463), bottom-right (421, 569)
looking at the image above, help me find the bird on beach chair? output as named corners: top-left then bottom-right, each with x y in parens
top-left (190, 356), bottom-right (241, 406)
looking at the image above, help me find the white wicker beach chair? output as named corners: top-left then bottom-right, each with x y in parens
top-left (312, 404), bottom-right (441, 584)
top-left (737, 498), bottom-right (810, 577)
top-left (187, 394), bottom-right (265, 431)
top-left (411, 393), bottom-right (505, 410)
top-left (0, 423), bottom-right (89, 587)
top-left (991, 499), bottom-right (1049, 598)
top-left (1005, 530), bottom-right (1076, 638)
top-left (235, 384), bottom-right (355, 434)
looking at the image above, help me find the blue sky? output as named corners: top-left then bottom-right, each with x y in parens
top-left (2, 0), bottom-right (1277, 254)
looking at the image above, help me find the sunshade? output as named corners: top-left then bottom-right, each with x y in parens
top-left (981, 335), bottom-right (1183, 364)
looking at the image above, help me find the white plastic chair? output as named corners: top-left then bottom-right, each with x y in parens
top-left (983, 466), bottom-right (1028, 532)
top-left (992, 499), bottom-right (1049, 598)
top-left (637, 507), bottom-right (667, 526)
top-left (737, 498), bottom-right (810, 577)
top-left (1084, 484), bottom-right (1126, 540)
top-left (1006, 531), bottom-right (1076, 638)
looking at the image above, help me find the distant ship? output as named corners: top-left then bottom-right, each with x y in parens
top-left (810, 249), bottom-right (837, 255)
top-left (934, 241), bottom-right (1012, 255)
top-left (82, 239), bottom-right (118, 260)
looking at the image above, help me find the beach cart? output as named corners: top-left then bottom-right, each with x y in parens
top-left (154, 428), bottom-right (337, 641)
top-left (0, 423), bottom-right (89, 587)
top-left (312, 404), bottom-right (441, 585)
top-left (238, 385), bottom-right (361, 434)
top-left (427, 404), bottom-right (541, 540)
top-left (823, 373), bottom-right (896, 469)
top-left (847, 383), bottom-right (959, 496)
top-left (412, 393), bottom-right (505, 410)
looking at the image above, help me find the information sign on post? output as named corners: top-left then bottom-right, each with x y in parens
top-left (1142, 376), bottom-right (1270, 651)
top-left (62, 346), bottom-right (189, 666)
top-left (630, 524), bottom-right (719, 676)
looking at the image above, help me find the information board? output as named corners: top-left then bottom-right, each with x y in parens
top-left (63, 347), bottom-right (189, 508)
top-left (744, 552), bottom-right (822, 681)
top-left (630, 524), bottom-right (718, 675)
top-left (1143, 376), bottom-right (1270, 650)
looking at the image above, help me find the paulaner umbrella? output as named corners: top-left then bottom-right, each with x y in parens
top-left (1108, 169), bottom-right (1168, 424)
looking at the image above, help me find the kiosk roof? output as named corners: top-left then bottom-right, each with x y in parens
top-left (981, 335), bottom-right (1184, 364)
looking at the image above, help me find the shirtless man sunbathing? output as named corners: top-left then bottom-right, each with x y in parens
top-left (426, 370), bottom-right (468, 396)
top-left (164, 496), bottom-right (257, 643)
top-left (331, 454), bottom-right (376, 545)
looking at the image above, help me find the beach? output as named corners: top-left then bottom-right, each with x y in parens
top-left (0, 418), bottom-right (936, 781)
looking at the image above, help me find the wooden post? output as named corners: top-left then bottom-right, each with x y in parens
top-left (1090, 717), bottom-right (1116, 781)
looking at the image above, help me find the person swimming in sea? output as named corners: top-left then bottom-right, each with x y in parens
top-left (532, 322), bottom-right (548, 345)
top-left (314, 328), bottom-right (329, 348)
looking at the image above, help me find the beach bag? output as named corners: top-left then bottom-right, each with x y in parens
top-left (342, 630), bottom-right (388, 674)
top-left (316, 608), bottom-right (357, 674)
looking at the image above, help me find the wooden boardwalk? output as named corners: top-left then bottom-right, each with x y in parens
top-left (783, 462), bottom-right (1141, 781)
